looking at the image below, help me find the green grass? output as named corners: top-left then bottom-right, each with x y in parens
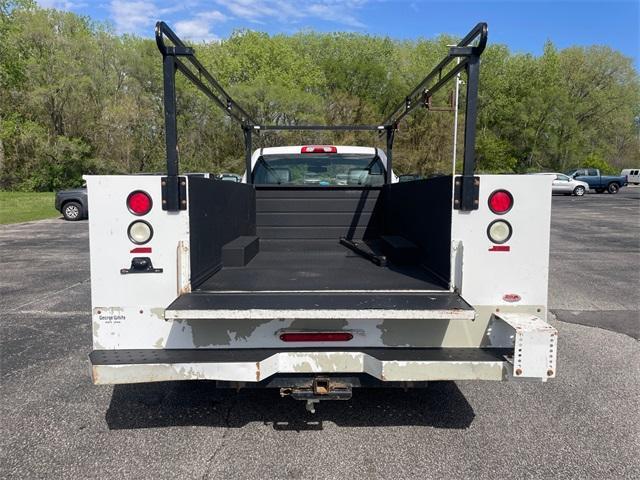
top-left (0, 191), bottom-right (59, 225)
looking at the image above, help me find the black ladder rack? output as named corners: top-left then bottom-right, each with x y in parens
top-left (155, 21), bottom-right (488, 210)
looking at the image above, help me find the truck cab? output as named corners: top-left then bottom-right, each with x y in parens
top-left (243, 146), bottom-right (397, 186)
top-left (566, 168), bottom-right (627, 194)
top-left (85, 22), bottom-right (557, 411)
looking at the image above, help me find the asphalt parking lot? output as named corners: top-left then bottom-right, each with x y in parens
top-left (1, 188), bottom-right (639, 479)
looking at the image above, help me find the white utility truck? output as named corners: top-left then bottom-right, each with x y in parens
top-left (87, 22), bottom-right (556, 412)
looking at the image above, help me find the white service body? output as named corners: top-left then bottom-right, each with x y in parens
top-left (85, 147), bottom-right (556, 387)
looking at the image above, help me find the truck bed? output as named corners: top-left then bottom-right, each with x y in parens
top-left (196, 239), bottom-right (447, 292)
top-left (167, 239), bottom-right (467, 321)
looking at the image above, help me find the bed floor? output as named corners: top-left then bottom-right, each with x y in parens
top-left (196, 240), bottom-right (448, 292)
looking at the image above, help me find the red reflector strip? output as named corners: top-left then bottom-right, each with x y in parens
top-left (280, 332), bottom-right (353, 342)
top-left (489, 245), bottom-right (510, 252)
top-left (130, 247), bottom-right (152, 253)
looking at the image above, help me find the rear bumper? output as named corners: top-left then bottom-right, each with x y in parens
top-left (91, 347), bottom-right (516, 384)
top-left (90, 313), bottom-right (557, 385)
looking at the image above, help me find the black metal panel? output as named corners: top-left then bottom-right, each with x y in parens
top-left (168, 291), bottom-right (471, 312)
top-left (161, 175), bottom-right (186, 211)
top-left (243, 127), bottom-right (252, 184)
top-left (256, 199), bottom-right (378, 214)
top-left (258, 212), bottom-right (374, 227)
top-left (162, 56), bottom-right (179, 177)
top-left (255, 187), bottom-right (383, 240)
top-left (160, 53), bottom-right (182, 211)
top-left (385, 127), bottom-right (394, 184)
top-left (256, 226), bottom-right (374, 240)
top-left (454, 175), bottom-right (480, 210)
top-left (459, 53), bottom-right (481, 211)
top-left (383, 176), bottom-right (453, 284)
top-left (188, 177), bottom-right (256, 287)
top-left (90, 347), bottom-right (510, 366)
top-left (257, 197), bottom-right (380, 213)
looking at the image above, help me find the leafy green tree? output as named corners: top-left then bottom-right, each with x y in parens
top-left (0, 1), bottom-right (638, 189)
top-left (581, 153), bottom-right (617, 175)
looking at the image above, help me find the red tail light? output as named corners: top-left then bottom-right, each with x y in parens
top-left (301, 145), bottom-right (337, 154)
top-left (279, 332), bottom-right (353, 342)
top-left (127, 191), bottom-right (152, 216)
top-left (488, 189), bottom-right (513, 214)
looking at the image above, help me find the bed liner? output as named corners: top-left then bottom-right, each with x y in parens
top-left (197, 239), bottom-right (447, 292)
top-left (167, 238), bottom-right (470, 320)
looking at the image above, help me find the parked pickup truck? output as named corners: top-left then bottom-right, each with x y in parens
top-left (565, 168), bottom-right (627, 194)
top-left (85, 22), bottom-right (557, 412)
top-left (55, 186), bottom-right (88, 221)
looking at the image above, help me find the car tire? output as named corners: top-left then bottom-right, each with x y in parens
top-left (595, 188), bottom-right (604, 194)
top-left (607, 183), bottom-right (619, 194)
top-left (62, 201), bottom-right (83, 221)
top-left (573, 186), bottom-right (586, 196)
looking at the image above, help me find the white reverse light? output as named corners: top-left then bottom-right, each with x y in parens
top-left (128, 220), bottom-right (153, 244)
top-left (487, 220), bottom-right (512, 244)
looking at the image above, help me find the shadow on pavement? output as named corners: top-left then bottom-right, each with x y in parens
top-left (552, 309), bottom-right (639, 339)
top-left (105, 381), bottom-right (475, 431)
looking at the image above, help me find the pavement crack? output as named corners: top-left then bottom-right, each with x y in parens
top-left (201, 394), bottom-right (238, 480)
top-left (4, 310), bottom-right (88, 317)
top-left (2, 278), bottom-right (90, 314)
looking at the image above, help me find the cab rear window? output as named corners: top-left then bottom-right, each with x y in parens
top-left (252, 153), bottom-right (384, 186)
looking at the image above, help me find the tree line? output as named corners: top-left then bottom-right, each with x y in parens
top-left (1, 1), bottom-right (638, 191)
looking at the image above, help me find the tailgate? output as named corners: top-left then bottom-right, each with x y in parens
top-left (164, 291), bottom-right (475, 320)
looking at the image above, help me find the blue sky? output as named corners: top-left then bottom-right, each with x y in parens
top-left (38, 1), bottom-right (639, 67)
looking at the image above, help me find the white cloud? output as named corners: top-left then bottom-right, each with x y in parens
top-left (174, 11), bottom-right (227, 42)
top-left (41, 0), bottom-right (371, 36)
top-left (38, 0), bottom-right (87, 9)
top-left (214, 0), bottom-right (369, 27)
top-left (201, 10), bottom-right (228, 22)
top-left (306, 2), bottom-right (366, 28)
top-left (109, 0), bottom-right (156, 34)
top-left (173, 19), bottom-right (219, 42)
top-left (215, 0), bottom-right (278, 23)
top-left (108, 1), bottom-right (227, 38)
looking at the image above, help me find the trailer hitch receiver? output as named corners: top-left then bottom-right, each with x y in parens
top-left (280, 377), bottom-right (353, 412)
